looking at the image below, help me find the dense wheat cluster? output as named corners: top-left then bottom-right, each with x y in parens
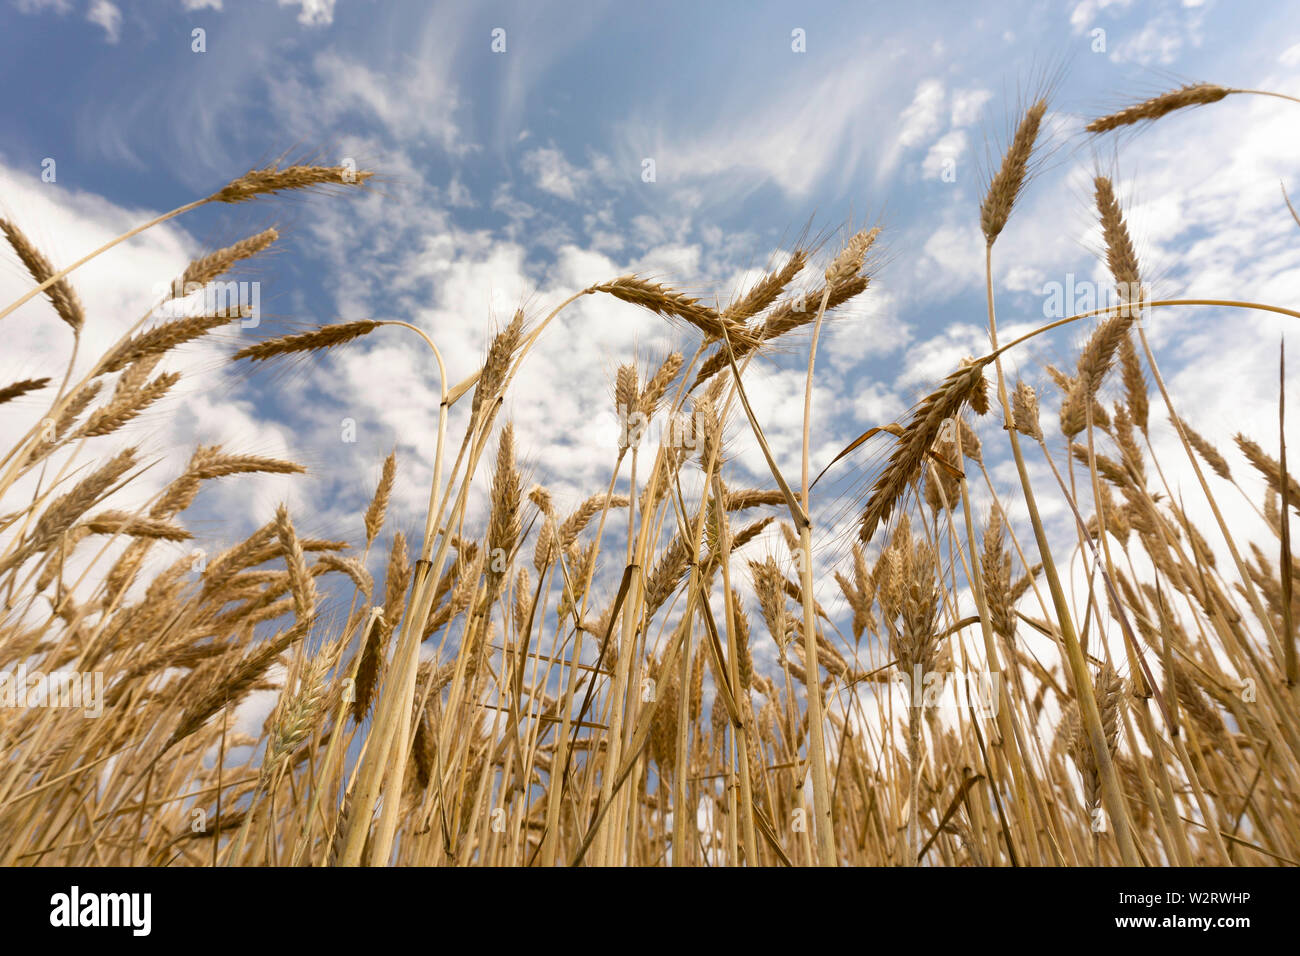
top-left (1, 93), bottom-right (1298, 868)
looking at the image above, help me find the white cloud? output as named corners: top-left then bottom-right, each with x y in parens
top-left (1092, 0), bottom-right (1208, 65)
top-left (896, 322), bottom-right (990, 392)
top-left (922, 129), bottom-right (968, 180)
top-left (876, 78), bottom-right (948, 181)
top-left (272, 49), bottom-right (464, 151)
top-left (14, 0), bottom-right (72, 13)
top-left (279, 0), bottom-right (336, 26)
top-left (850, 381), bottom-right (905, 426)
top-left (521, 147), bottom-right (585, 201)
top-left (1069, 0), bottom-right (1133, 33)
top-left (1108, 17), bottom-right (1184, 64)
top-left (950, 88), bottom-right (993, 128)
top-left (490, 184), bottom-right (537, 238)
top-left (897, 79), bottom-right (946, 149)
top-left (18, 0), bottom-right (122, 40)
top-left (445, 175), bottom-right (475, 208)
top-left (918, 220), bottom-right (984, 292)
top-left (614, 56), bottom-right (891, 203)
top-left (86, 0), bottom-right (119, 42)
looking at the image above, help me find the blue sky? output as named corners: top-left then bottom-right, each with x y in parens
top-left (2, 0), bottom-right (1299, 680)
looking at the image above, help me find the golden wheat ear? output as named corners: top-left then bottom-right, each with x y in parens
top-left (980, 99), bottom-right (1047, 246)
top-left (859, 358), bottom-right (990, 544)
top-left (0, 217), bottom-right (85, 333)
top-left (1086, 83), bottom-right (1232, 133)
top-left (363, 451), bottom-right (397, 549)
top-left (97, 312), bottom-right (245, 376)
top-left (166, 228), bottom-right (279, 300)
top-left (722, 249), bottom-right (807, 323)
top-left (0, 377), bottom-right (51, 405)
top-left (231, 319), bottom-right (381, 361)
top-left (593, 275), bottom-right (754, 347)
top-left (210, 163), bottom-right (374, 203)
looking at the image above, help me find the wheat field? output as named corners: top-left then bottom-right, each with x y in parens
top-left (1, 83), bottom-right (1298, 867)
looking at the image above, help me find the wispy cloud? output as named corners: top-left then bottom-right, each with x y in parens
top-left (85, 0), bottom-right (119, 42)
top-left (279, 0), bottom-right (336, 26)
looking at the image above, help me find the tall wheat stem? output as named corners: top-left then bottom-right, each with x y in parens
top-left (984, 246), bottom-right (1140, 866)
top-left (795, 285), bottom-right (838, 866)
top-left (336, 323), bottom-right (448, 866)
